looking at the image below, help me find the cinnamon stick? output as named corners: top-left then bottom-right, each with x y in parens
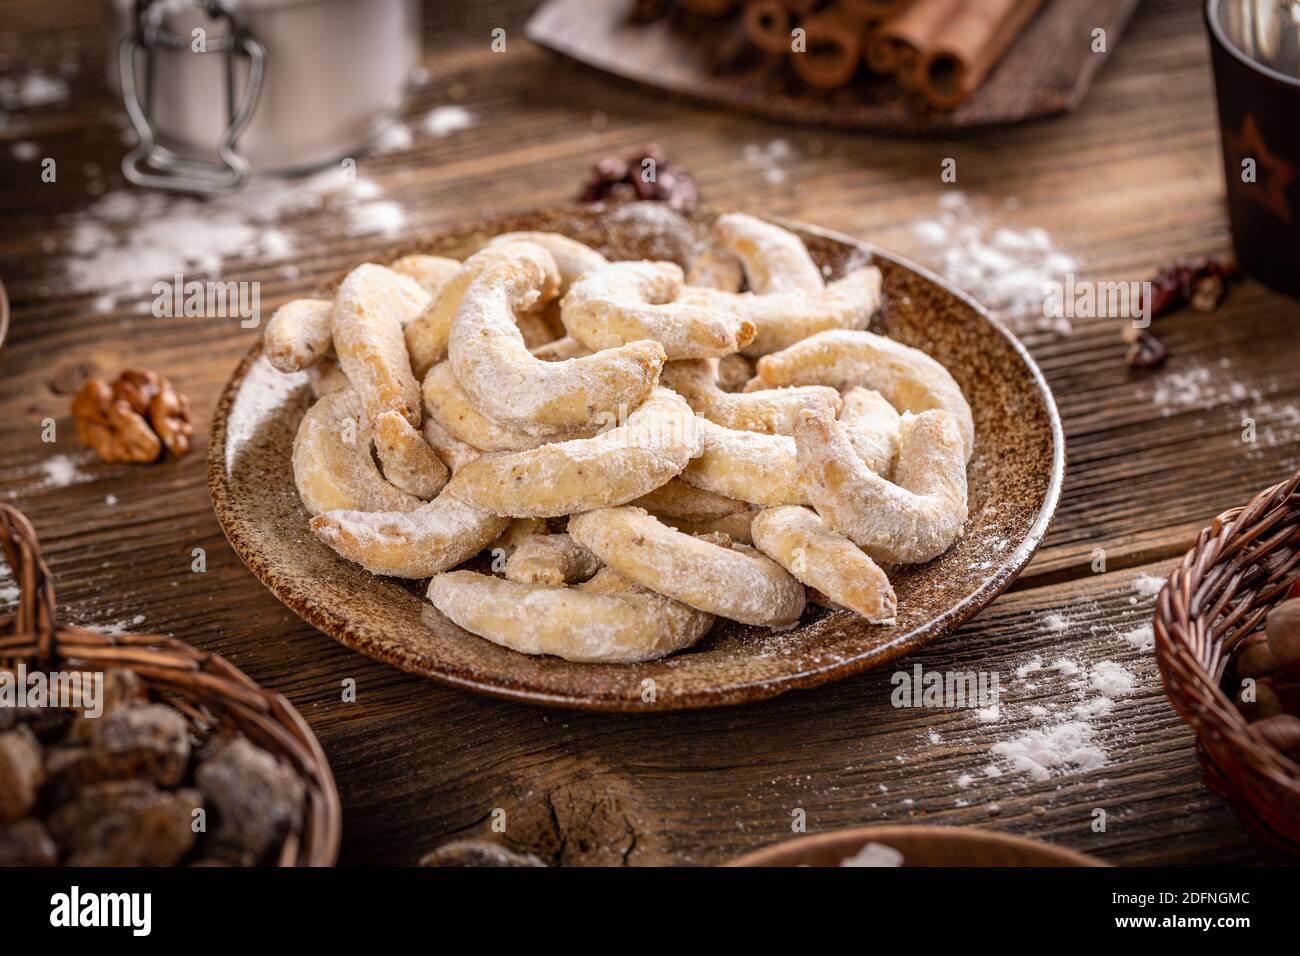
top-left (865, 0), bottom-right (958, 76)
top-left (678, 0), bottom-right (742, 15)
top-left (839, 0), bottom-right (911, 17)
top-left (919, 0), bottom-right (1043, 109)
top-left (743, 0), bottom-right (794, 55)
top-left (790, 5), bottom-right (864, 89)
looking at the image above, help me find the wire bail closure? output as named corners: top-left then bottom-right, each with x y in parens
top-left (118, 0), bottom-right (265, 194)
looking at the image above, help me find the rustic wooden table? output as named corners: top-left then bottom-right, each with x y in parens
top-left (0, 0), bottom-right (1289, 865)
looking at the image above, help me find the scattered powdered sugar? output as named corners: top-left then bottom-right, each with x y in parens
top-left (991, 721), bottom-right (1107, 782)
top-left (424, 105), bottom-right (475, 137)
top-left (1148, 359), bottom-right (1252, 415)
top-left (347, 200), bottom-right (405, 236)
top-left (910, 191), bottom-right (1077, 334)
top-left (1015, 656), bottom-right (1043, 678)
top-left (0, 70), bottom-right (69, 109)
top-left (77, 614), bottom-right (147, 637)
top-left (1041, 612), bottom-right (1071, 632)
top-left (969, 650), bottom-right (1140, 785)
top-left (1131, 573), bottom-right (1165, 600)
top-left (1073, 697), bottom-right (1115, 719)
top-left (1050, 658), bottom-right (1082, 678)
top-left (742, 139), bottom-right (795, 186)
top-left (1119, 624), bottom-right (1154, 652)
top-left (1089, 660), bottom-right (1136, 697)
top-left (61, 171), bottom-right (404, 309)
top-left (372, 121), bottom-right (414, 154)
top-left (0, 561), bottom-right (17, 606)
top-left (37, 454), bottom-right (92, 489)
top-left (840, 842), bottom-right (903, 867)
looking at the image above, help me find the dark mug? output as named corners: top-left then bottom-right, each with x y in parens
top-left (1206, 0), bottom-right (1300, 298)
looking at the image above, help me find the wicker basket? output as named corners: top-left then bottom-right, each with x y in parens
top-left (1154, 470), bottom-right (1300, 862)
top-left (0, 504), bottom-right (341, 866)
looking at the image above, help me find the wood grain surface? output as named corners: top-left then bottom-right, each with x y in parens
top-left (0, 0), bottom-right (1291, 865)
top-left (527, 0), bottom-right (1143, 134)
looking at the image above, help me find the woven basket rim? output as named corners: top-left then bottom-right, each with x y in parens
top-left (1152, 469), bottom-right (1300, 859)
top-left (0, 504), bottom-right (341, 866)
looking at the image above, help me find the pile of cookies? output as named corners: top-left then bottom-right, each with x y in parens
top-left (267, 211), bottom-right (973, 663)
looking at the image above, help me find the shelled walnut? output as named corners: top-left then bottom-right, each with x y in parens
top-left (71, 369), bottom-right (192, 463)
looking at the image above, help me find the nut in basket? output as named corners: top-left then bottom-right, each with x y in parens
top-left (0, 504), bottom-right (340, 866)
top-left (1154, 470), bottom-right (1300, 862)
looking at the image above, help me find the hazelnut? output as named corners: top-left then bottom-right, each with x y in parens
top-left (1254, 677), bottom-right (1300, 718)
top-left (1234, 632), bottom-right (1279, 680)
top-left (1247, 713), bottom-right (1300, 761)
top-left (0, 725), bottom-right (45, 822)
top-left (1266, 599), bottom-right (1300, 680)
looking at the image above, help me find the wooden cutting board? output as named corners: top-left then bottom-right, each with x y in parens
top-left (526, 0), bottom-right (1143, 134)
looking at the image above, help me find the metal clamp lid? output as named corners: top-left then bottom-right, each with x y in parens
top-left (118, 0), bottom-right (265, 193)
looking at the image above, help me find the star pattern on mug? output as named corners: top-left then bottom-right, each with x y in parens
top-left (1226, 113), bottom-right (1296, 224)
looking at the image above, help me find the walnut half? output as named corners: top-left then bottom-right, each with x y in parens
top-left (71, 369), bottom-right (192, 463)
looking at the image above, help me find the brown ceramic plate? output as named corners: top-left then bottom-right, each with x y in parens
top-left (728, 825), bottom-right (1106, 867)
top-left (209, 203), bottom-right (1063, 712)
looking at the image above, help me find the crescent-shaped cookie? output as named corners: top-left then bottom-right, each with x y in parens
top-left (404, 241), bottom-right (562, 379)
top-left (562, 261), bottom-right (756, 359)
top-left (751, 505), bottom-right (897, 623)
top-left (839, 386), bottom-right (900, 477)
top-left (421, 360), bottom-right (594, 453)
top-left (686, 245), bottom-right (745, 292)
top-left (660, 358), bottom-right (840, 435)
top-left (374, 410), bottom-right (450, 499)
top-left (795, 405), bottom-right (967, 564)
top-left (682, 266), bottom-right (881, 357)
top-left (569, 507), bottom-right (806, 628)
top-left (680, 417), bottom-right (808, 507)
top-left (631, 477), bottom-right (751, 520)
top-left (332, 263), bottom-right (431, 427)
top-left (427, 567), bottom-right (715, 663)
top-left (450, 388), bottom-right (701, 517)
top-left (755, 328), bottom-right (974, 460)
top-left (449, 245), bottom-right (667, 431)
top-left (487, 231), bottom-right (610, 291)
top-left (265, 298), bottom-right (333, 373)
top-left (714, 213), bottom-right (824, 294)
top-left (292, 390), bottom-right (422, 516)
top-left (309, 472), bottom-right (509, 579)
top-left (503, 533), bottom-right (602, 586)
top-left (389, 254), bottom-right (462, 296)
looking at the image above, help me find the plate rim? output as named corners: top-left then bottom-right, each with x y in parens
top-left (208, 205), bottom-right (1065, 712)
top-left (725, 824), bottom-right (1107, 867)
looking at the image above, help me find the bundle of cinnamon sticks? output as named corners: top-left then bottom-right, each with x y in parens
top-left (670, 0), bottom-right (1045, 110)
